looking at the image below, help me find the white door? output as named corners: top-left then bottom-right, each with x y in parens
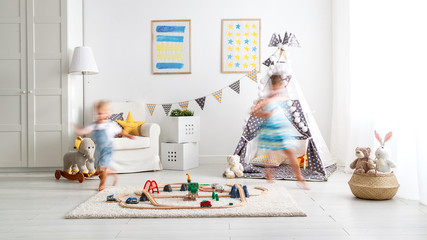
top-left (0, 0), bottom-right (68, 168)
top-left (27, 0), bottom-right (68, 167)
top-left (0, 0), bottom-right (27, 167)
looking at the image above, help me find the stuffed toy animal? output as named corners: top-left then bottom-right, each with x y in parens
top-left (223, 155), bottom-right (244, 178)
top-left (374, 131), bottom-right (396, 173)
top-left (63, 137), bottom-right (96, 174)
top-left (350, 147), bottom-right (376, 174)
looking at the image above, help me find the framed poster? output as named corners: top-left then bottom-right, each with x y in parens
top-left (221, 19), bottom-right (261, 73)
top-left (152, 20), bottom-right (191, 74)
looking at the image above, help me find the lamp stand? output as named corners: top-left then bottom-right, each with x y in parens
top-left (82, 72), bottom-right (86, 126)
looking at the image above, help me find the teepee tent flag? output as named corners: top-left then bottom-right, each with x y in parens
top-left (233, 32), bottom-right (336, 182)
top-left (162, 104), bottom-right (172, 116)
top-left (229, 80), bottom-right (240, 94)
top-left (195, 97), bottom-right (206, 110)
top-left (247, 68), bottom-right (257, 82)
top-left (212, 90), bottom-right (223, 103)
top-left (288, 34), bottom-right (301, 47)
top-left (268, 33), bottom-right (280, 47)
top-left (283, 32), bottom-right (290, 45)
top-left (178, 101), bottom-right (189, 110)
top-left (263, 57), bottom-right (275, 67)
top-left (147, 104), bottom-right (156, 116)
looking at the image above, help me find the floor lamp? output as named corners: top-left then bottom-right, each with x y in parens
top-left (69, 46), bottom-right (99, 126)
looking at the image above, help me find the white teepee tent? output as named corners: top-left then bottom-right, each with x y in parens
top-left (234, 32), bottom-right (336, 181)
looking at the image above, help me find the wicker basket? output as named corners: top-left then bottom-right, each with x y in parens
top-left (348, 172), bottom-right (400, 200)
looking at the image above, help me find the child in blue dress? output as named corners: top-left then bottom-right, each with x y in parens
top-left (75, 100), bottom-right (135, 191)
top-left (251, 75), bottom-right (309, 189)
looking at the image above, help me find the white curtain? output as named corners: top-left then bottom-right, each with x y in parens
top-left (331, 0), bottom-right (427, 204)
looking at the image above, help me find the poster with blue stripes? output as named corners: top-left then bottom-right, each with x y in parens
top-left (152, 20), bottom-right (191, 74)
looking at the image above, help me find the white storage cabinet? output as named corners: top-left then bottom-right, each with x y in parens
top-left (161, 142), bottom-right (199, 170)
top-left (163, 116), bottom-right (200, 143)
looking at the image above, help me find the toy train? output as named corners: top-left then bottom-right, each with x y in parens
top-left (200, 200), bottom-right (212, 208)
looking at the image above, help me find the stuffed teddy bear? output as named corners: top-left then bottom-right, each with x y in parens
top-left (223, 155), bottom-right (244, 178)
top-left (350, 147), bottom-right (376, 174)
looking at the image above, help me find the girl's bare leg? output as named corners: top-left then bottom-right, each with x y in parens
top-left (265, 167), bottom-right (275, 183)
top-left (98, 167), bottom-right (107, 191)
top-left (284, 149), bottom-right (310, 190)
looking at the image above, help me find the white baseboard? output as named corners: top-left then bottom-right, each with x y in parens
top-left (199, 155), bottom-right (228, 165)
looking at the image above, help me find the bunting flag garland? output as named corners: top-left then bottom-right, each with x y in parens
top-left (247, 68), bottom-right (257, 82)
top-left (229, 80), bottom-right (240, 94)
top-left (162, 104), bottom-right (172, 116)
top-left (212, 90), bottom-right (223, 103)
top-left (147, 104), bottom-right (156, 116)
top-left (179, 101), bottom-right (189, 110)
top-left (195, 97), bottom-right (206, 110)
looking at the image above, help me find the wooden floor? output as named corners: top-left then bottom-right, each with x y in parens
top-left (1, 162), bottom-right (427, 240)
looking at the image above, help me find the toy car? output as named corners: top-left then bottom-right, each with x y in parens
top-left (126, 197), bottom-right (139, 204)
top-left (106, 195), bottom-right (116, 202)
top-left (200, 200), bottom-right (212, 208)
top-left (211, 183), bottom-right (225, 193)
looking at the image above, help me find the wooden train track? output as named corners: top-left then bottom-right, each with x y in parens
top-left (117, 184), bottom-right (268, 210)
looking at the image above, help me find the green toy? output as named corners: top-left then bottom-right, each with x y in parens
top-left (212, 191), bottom-right (216, 199)
top-left (215, 194), bottom-right (219, 201)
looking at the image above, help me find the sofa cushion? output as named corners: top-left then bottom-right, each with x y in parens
top-left (112, 136), bottom-right (150, 150)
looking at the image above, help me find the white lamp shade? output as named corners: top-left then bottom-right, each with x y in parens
top-left (69, 46), bottom-right (99, 74)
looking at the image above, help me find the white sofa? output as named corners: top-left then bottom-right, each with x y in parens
top-left (109, 102), bottom-right (162, 173)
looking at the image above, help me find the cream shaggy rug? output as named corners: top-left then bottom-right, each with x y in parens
top-left (66, 184), bottom-right (306, 218)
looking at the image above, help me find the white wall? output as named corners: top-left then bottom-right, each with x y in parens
top-left (82, 0), bottom-right (332, 159)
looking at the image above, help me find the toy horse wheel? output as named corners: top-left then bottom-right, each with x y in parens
top-left (77, 173), bottom-right (85, 183)
top-left (55, 170), bottom-right (61, 180)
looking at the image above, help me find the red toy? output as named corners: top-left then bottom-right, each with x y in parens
top-left (200, 200), bottom-right (212, 208)
top-left (143, 180), bottom-right (159, 193)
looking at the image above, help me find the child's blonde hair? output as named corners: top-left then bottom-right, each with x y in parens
top-left (95, 100), bottom-right (111, 111)
top-left (271, 74), bottom-right (284, 86)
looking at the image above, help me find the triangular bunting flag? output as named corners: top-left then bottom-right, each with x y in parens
top-left (195, 97), bottom-right (206, 110)
top-left (283, 32), bottom-right (290, 45)
top-left (229, 80), bottom-right (240, 94)
top-left (247, 68), bottom-right (257, 82)
top-left (147, 104), bottom-right (156, 116)
top-left (162, 104), bottom-right (172, 116)
top-left (268, 33), bottom-right (279, 47)
top-left (278, 34), bottom-right (282, 45)
top-left (288, 33), bottom-right (301, 47)
top-left (178, 101), bottom-right (189, 110)
top-left (212, 90), bottom-right (223, 103)
top-left (263, 57), bottom-right (275, 67)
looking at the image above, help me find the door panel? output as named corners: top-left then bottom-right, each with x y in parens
top-left (0, 0), bottom-right (27, 167)
top-left (28, 0), bottom-right (66, 167)
top-left (34, 131), bottom-right (62, 167)
top-left (0, 132), bottom-right (22, 167)
top-left (0, 96), bottom-right (21, 124)
top-left (0, 60), bottom-right (21, 88)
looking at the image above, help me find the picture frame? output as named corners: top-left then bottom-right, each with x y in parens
top-left (152, 19), bottom-right (191, 74)
top-left (221, 19), bottom-right (261, 73)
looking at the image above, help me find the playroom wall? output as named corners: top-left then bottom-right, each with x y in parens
top-left (80, 0), bottom-right (333, 162)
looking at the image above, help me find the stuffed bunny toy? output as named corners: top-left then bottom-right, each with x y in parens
top-left (374, 131), bottom-right (396, 173)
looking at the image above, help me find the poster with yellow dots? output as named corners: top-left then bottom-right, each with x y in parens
top-left (221, 19), bottom-right (261, 73)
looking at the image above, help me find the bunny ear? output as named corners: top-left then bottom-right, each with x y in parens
top-left (384, 131), bottom-right (393, 143)
top-left (374, 130), bottom-right (383, 145)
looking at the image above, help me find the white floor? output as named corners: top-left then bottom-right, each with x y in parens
top-left (1, 162), bottom-right (427, 240)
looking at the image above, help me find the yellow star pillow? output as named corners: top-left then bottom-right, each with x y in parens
top-left (116, 112), bottom-right (144, 136)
